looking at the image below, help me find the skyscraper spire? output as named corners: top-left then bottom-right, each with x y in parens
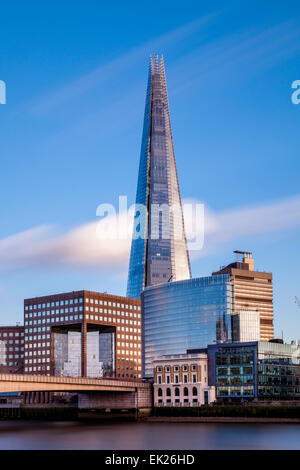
top-left (127, 55), bottom-right (191, 299)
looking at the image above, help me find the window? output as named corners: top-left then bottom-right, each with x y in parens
top-left (166, 388), bottom-right (171, 397)
top-left (184, 387), bottom-right (189, 396)
top-left (157, 388), bottom-right (163, 397)
top-left (175, 387), bottom-right (180, 397)
top-left (192, 387), bottom-right (198, 396)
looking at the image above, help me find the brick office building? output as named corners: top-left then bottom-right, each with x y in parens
top-left (0, 325), bottom-right (24, 374)
top-left (213, 251), bottom-right (274, 341)
top-left (24, 291), bottom-right (142, 379)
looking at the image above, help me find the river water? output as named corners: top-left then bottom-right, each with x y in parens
top-left (0, 421), bottom-right (299, 450)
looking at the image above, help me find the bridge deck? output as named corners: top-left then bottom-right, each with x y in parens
top-left (0, 374), bottom-right (149, 393)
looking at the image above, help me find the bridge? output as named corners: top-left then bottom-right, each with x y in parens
top-left (0, 374), bottom-right (153, 416)
top-left (0, 373), bottom-right (147, 393)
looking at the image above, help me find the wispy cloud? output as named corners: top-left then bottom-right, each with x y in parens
top-left (26, 12), bottom-right (220, 116)
top-left (25, 13), bottom-right (300, 119)
top-left (0, 218), bottom-right (131, 271)
top-left (169, 19), bottom-right (300, 95)
top-left (1, 195), bottom-right (300, 271)
top-left (190, 194), bottom-right (300, 258)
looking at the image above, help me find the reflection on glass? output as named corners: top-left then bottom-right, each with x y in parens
top-left (142, 274), bottom-right (233, 377)
top-left (53, 330), bottom-right (81, 377)
top-left (87, 331), bottom-right (115, 378)
top-left (127, 55), bottom-right (191, 299)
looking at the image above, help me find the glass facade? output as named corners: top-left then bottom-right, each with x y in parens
top-left (127, 54), bottom-right (191, 299)
top-left (215, 344), bottom-right (256, 398)
top-left (53, 327), bottom-right (115, 378)
top-left (211, 341), bottom-right (300, 401)
top-left (232, 310), bottom-right (260, 342)
top-left (53, 329), bottom-right (82, 377)
top-left (141, 274), bottom-right (233, 377)
top-left (257, 342), bottom-right (300, 400)
top-left (0, 340), bottom-right (6, 366)
top-left (87, 330), bottom-right (115, 378)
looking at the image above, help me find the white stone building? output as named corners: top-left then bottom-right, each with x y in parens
top-left (153, 353), bottom-right (215, 407)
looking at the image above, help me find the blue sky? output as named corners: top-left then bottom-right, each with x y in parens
top-left (0, 0), bottom-right (300, 340)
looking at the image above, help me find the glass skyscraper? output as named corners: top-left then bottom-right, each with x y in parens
top-left (141, 275), bottom-right (233, 377)
top-left (127, 54), bottom-right (191, 299)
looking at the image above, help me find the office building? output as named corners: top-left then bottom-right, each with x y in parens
top-left (24, 291), bottom-right (142, 378)
top-left (213, 251), bottom-right (274, 341)
top-left (153, 352), bottom-right (215, 407)
top-left (141, 275), bottom-right (233, 377)
top-left (127, 54), bottom-right (191, 299)
top-left (0, 325), bottom-right (24, 374)
top-left (207, 341), bottom-right (300, 402)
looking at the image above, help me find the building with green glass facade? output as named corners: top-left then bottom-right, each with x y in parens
top-left (205, 340), bottom-right (300, 402)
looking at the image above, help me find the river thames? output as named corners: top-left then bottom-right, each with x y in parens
top-left (0, 421), bottom-right (299, 450)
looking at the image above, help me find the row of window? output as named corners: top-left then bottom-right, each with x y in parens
top-left (26, 326), bottom-right (51, 333)
top-left (157, 364), bottom-right (198, 372)
top-left (86, 308), bottom-right (140, 318)
top-left (117, 342), bottom-right (139, 348)
top-left (0, 346), bottom-right (23, 352)
top-left (0, 354), bottom-right (22, 360)
top-left (25, 350), bottom-right (50, 357)
top-left (25, 308), bottom-right (83, 318)
top-left (25, 314), bottom-right (83, 325)
top-left (116, 350), bottom-right (141, 358)
top-left (217, 366), bottom-right (253, 376)
top-left (25, 299), bottom-right (140, 310)
top-left (117, 365), bottom-right (142, 371)
top-left (85, 299), bottom-right (140, 310)
top-left (117, 334), bottom-right (141, 341)
top-left (0, 340), bottom-right (24, 345)
top-left (25, 342), bottom-right (50, 349)
top-left (116, 326), bottom-right (141, 334)
top-left (156, 387), bottom-right (199, 397)
top-left (157, 373), bottom-right (200, 384)
top-left (217, 387), bottom-right (254, 397)
top-left (25, 334), bottom-right (50, 341)
top-left (85, 314), bottom-right (140, 326)
top-left (25, 358), bottom-right (49, 364)
top-left (117, 373), bottom-right (139, 378)
top-left (0, 332), bottom-right (24, 337)
top-left (24, 366), bottom-right (51, 372)
top-left (25, 310), bottom-right (141, 321)
top-left (25, 315), bottom-right (84, 331)
top-left (25, 298), bottom-right (83, 310)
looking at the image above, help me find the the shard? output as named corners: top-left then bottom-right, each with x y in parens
top-left (127, 54), bottom-right (191, 299)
